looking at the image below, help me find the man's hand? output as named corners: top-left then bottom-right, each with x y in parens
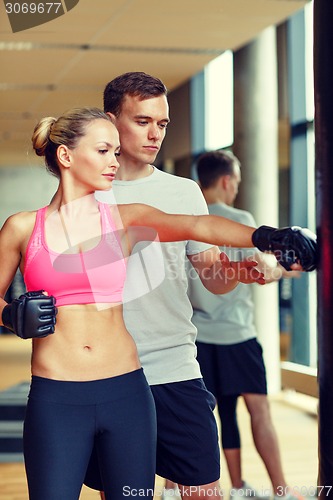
top-left (219, 252), bottom-right (266, 285)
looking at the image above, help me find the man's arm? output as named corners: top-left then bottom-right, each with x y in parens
top-left (188, 246), bottom-right (266, 295)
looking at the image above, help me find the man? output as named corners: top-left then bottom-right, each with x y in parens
top-left (189, 149), bottom-right (301, 500)
top-left (85, 72), bottom-right (315, 499)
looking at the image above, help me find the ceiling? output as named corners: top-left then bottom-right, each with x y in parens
top-left (0, 0), bottom-right (310, 166)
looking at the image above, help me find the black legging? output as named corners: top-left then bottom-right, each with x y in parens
top-left (216, 394), bottom-right (241, 449)
top-left (23, 369), bottom-right (156, 500)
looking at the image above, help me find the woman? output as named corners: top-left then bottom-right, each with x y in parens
top-left (0, 108), bottom-right (312, 500)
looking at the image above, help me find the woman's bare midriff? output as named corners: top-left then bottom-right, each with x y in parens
top-left (31, 303), bottom-right (141, 381)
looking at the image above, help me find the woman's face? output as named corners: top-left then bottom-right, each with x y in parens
top-left (65, 119), bottom-right (121, 192)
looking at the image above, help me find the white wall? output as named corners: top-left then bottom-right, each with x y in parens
top-left (0, 165), bottom-right (58, 226)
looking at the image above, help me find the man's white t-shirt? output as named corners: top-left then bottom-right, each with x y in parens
top-left (97, 167), bottom-right (213, 385)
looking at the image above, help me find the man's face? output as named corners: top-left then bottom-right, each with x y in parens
top-left (113, 94), bottom-right (170, 167)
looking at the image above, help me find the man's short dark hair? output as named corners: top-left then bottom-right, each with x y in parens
top-left (103, 72), bottom-right (167, 116)
top-left (196, 150), bottom-right (240, 189)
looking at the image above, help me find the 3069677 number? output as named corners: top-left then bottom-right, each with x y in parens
top-left (276, 486), bottom-right (332, 497)
top-left (5, 3), bottom-right (62, 14)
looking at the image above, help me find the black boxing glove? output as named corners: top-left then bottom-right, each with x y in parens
top-left (1, 290), bottom-right (57, 339)
top-left (252, 225), bottom-right (318, 272)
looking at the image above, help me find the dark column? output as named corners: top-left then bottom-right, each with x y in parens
top-left (314, 0), bottom-right (333, 490)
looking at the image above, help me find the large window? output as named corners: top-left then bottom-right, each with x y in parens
top-left (204, 51), bottom-right (234, 151)
top-left (288, 1), bottom-right (317, 370)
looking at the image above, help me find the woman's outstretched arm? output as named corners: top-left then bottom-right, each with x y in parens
top-left (119, 203), bottom-right (255, 248)
top-left (118, 203), bottom-right (318, 273)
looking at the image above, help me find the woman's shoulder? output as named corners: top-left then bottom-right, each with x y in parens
top-left (2, 210), bottom-right (39, 236)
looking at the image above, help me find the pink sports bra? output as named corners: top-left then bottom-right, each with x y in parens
top-left (24, 203), bottom-right (127, 306)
